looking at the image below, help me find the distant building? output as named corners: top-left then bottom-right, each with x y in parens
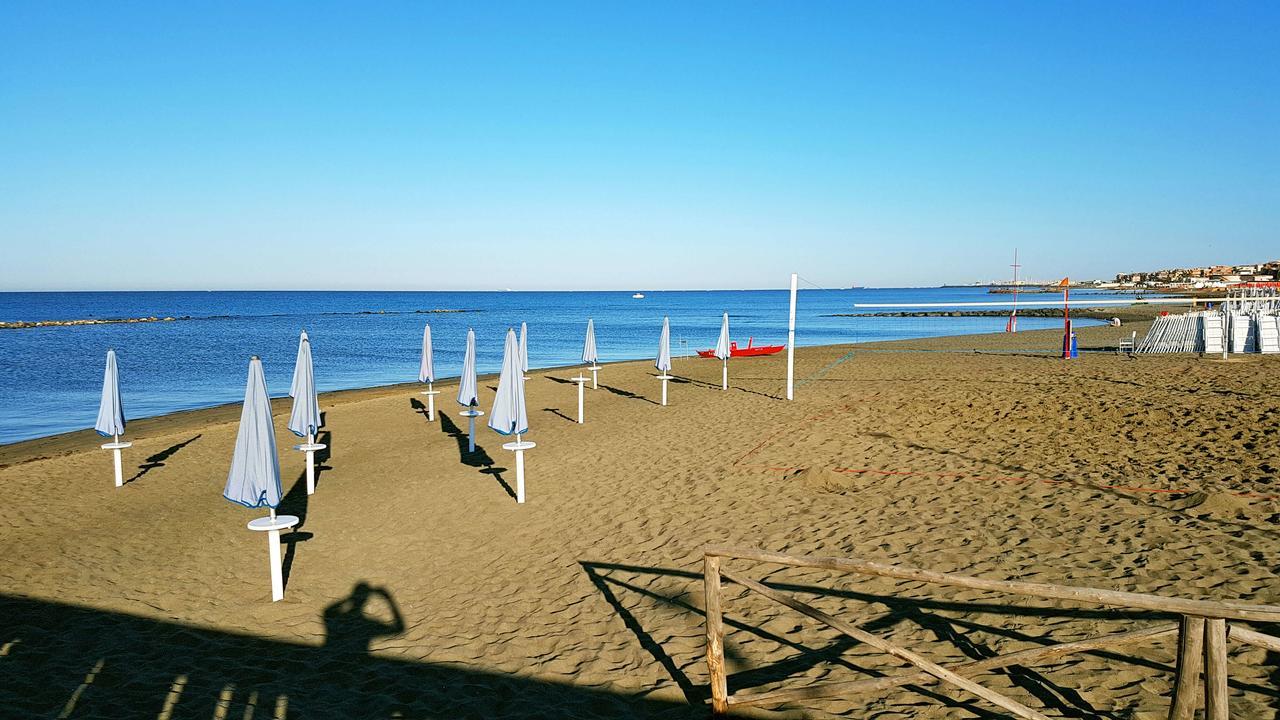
top-left (1113, 259), bottom-right (1275, 290)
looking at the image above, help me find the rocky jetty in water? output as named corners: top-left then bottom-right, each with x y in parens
top-left (0, 316), bottom-right (189, 330)
top-left (0, 308), bottom-right (480, 330)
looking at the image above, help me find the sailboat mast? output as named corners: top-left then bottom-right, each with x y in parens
top-left (1012, 248), bottom-right (1020, 307)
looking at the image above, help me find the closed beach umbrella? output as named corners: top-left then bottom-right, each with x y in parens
top-left (95, 348), bottom-right (130, 487)
top-left (656, 316), bottom-right (672, 373)
top-left (418, 323), bottom-right (441, 421)
top-left (95, 349), bottom-right (126, 438)
top-left (418, 324), bottom-right (435, 384)
top-left (489, 328), bottom-right (529, 436)
top-left (224, 356), bottom-right (283, 510)
top-left (582, 319), bottom-right (598, 365)
top-left (457, 328), bottom-right (478, 407)
top-left (519, 321), bottom-right (529, 378)
top-left (288, 330), bottom-right (324, 495)
top-left (714, 312), bottom-right (730, 390)
top-left (288, 331), bottom-right (321, 438)
top-left (227, 356), bottom-right (299, 602)
top-left (456, 328), bottom-right (483, 453)
top-left (490, 327), bottom-right (533, 504)
top-left (656, 316), bottom-right (673, 406)
top-left (583, 318), bottom-right (600, 389)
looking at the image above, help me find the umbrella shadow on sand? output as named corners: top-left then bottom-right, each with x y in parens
top-left (315, 411), bottom-right (332, 461)
top-left (438, 411), bottom-right (517, 501)
top-left (277, 443), bottom-right (324, 591)
top-left (668, 373), bottom-right (783, 401)
top-left (409, 397), bottom-right (431, 421)
top-left (598, 384), bottom-right (660, 406)
top-left (542, 407), bottom-right (575, 424)
top-left (312, 425), bottom-right (334, 481)
top-left (126, 434), bottom-right (202, 483)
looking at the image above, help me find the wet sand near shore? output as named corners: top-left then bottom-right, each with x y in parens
top-left (2, 318), bottom-right (1278, 719)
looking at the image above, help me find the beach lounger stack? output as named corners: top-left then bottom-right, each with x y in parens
top-left (1256, 314), bottom-right (1280, 354)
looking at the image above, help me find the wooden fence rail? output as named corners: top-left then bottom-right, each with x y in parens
top-left (702, 546), bottom-right (1280, 719)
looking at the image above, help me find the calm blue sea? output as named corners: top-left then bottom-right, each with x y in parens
top-left (0, 288), bottom-right (1128, 444)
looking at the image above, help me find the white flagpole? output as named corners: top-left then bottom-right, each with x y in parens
top-left (786, 273), bottom-right (797, 401)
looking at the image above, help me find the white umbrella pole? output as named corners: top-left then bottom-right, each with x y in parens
top-left (722, 359), bottom-right (728, 390)
top-left (267, 527), bottom-right (284, 601)
top-left (112, 433), bottom-right (123, 487)
top-left (1223, 300), bottom-right (1230, 359)
top-left (661, 377), bottom-right (668, 406)
top-left (787, 272), bottom-right (797, 401)
top-left (249, 513), bottom-right (298, 603)
top-left (305, 432), bottom-right (316, 495)
top-left (515, 433), bottom-right (526, 504)
top-left (577, 380), bottom-right (585, 423)
top-left (468, 413), bottom-right (476, 453)
top-left (591, 367), bottom-right (598, 389)
top-left (427, 382), bottom-right (435, 421)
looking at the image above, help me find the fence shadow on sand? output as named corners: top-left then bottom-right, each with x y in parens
top-left (0, 588), bottom-right (695, 719)
top-left (579, 560), bottom-right (1280, 719)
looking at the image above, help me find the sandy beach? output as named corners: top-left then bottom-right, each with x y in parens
top-left (3, 318), bottom-right (1278, 719)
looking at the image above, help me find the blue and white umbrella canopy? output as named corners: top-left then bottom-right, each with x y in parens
top-left (224, 356), bottom-right (283, 509)
top-left (488, 328), bottom-right (529, 436)
top-left (582, 318), bottom-right (598, 365)
top-left (655, 316), bottom-right (672, 373)
top-left (94, 348), bottom-right (126, 437)
top-left (457, 328), bottom-right (479, 407)
top-left (418, 324), bottom-right (435, 384)
top-left (714, 313), bottom-right (731, 360)
top-left (287, 330), bottom-right (322, 438)
top-left (519, 322), bottom-right (529, 375)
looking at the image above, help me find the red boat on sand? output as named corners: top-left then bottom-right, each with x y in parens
top-left (696, 337), bottom-right (785, 358)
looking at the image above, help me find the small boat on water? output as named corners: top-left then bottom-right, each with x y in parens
top-left (696, 337), bottom-right (785, 358)
top-left (632, 292), bottom-right (645, 299)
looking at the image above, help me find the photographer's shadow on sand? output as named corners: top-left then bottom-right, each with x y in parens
top-left (323, 582), bottom-right (405, 656)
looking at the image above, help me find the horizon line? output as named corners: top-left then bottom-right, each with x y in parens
top-left (0, 283), bottom-right (1084, 294)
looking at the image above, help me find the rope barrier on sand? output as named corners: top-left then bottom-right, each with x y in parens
top-left (795, 350), bottom-right (857, 388)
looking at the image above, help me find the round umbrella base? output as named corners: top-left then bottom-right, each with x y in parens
top-left (248, 515), bottom-right (299, 532)
top-left (459, 409), bottom-right (484, 452)
top-left (419, 390), bottom-right (442, 421)
top-left (248, 515), bottom-right (300, 602)
top-left (502, 440), bottom-right (535, 504)
top-left (292, 443), bottom-right (326, 495)
top-left (101, 441), bottom-right (132, 487)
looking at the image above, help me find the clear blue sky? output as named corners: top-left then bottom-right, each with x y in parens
top-left (2, 2), bottom-right (1276, 290)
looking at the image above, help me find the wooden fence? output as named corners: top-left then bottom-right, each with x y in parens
top-left (702, 546), bottom-right (1280, 719)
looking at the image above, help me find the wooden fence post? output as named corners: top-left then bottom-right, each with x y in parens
top-left (1203, 618), bottom-right (1229, 720)
top-left (1168, 616), bottom-right (1204, 720)
top-left (705, 554), bottom-right (729, 716)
